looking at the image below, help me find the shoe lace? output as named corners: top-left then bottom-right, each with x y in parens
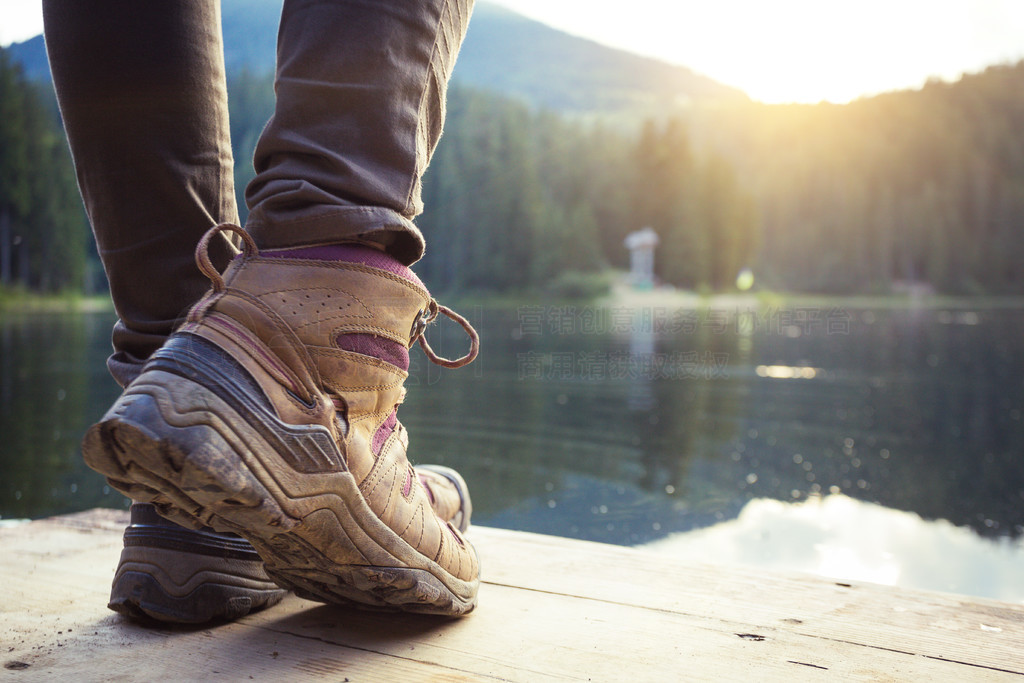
top-left (412, 302), bottom-right (479, 369)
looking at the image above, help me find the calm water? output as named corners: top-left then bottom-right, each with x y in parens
top-left (2, 302), bottom-right (1023, 601)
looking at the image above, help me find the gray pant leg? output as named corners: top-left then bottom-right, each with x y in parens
top-left (245, 0), bottom-right (475, 265)
top-left (43, 0), bottom-right (238, 387)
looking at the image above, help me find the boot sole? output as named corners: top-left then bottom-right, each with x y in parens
top-left (109, 519), bottom-right (286, 624)
top-left (110, 558), bottom-right (285, 624)
top-left (82, 335), bottom-right (478, 616)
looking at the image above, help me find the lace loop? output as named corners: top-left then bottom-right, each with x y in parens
top-left (417, 302), bottom-right (479, 369)
top-left (196, 223), bottom-right (258, 293)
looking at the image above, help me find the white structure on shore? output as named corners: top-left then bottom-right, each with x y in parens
top-left (624, 227), bottom-right (659, 290)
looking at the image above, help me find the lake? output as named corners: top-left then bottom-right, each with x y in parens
top-left (2, 298), bottom-right (1023, 603)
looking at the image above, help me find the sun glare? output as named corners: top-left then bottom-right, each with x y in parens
top-left (0, 0), bottom-right (44, 46)
top-left (491, 0), bottom-right (1024, 104)
top-left (625, 0), bottom-right (1024, 103)
top-left (6, 0), bottom-right (1024, 103)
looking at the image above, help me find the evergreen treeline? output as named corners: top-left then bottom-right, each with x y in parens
top-left (701, 62), bottom-right (1024, 294)
top-left (417, 88), bottom-right (757, 294)
top-left (4, 42), bottom-right (1024, 298)
top-left (0, 48), bottom-right (86, 293)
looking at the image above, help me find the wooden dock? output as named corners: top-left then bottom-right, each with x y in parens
top-left (2, 509), bottom-right (1023, 681)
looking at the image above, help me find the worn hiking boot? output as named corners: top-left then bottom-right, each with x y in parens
top-left (109, 503), bottom-right (286, 623)
top-left (83, 224), bottom-right (480, 615)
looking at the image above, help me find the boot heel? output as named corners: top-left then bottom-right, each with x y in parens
top-left (82, 369), bottom-right (293, 535)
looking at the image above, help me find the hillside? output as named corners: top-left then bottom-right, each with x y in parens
top-left (6, 1), bottom-right (745, 114)
top-left (454, 4), bottom-right (747, 112)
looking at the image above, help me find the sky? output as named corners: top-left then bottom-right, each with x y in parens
top-left (3, 0), bottom-right (1024, 104)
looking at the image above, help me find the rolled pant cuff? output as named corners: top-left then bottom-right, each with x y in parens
top-left (245, 204), bottom-right (425, 266)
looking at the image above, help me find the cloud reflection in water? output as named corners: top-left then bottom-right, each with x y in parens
top-left (643, 494), bottom-right (1024, 603)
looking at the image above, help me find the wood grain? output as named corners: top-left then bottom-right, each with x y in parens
top-left (1, 510), bottom-right (1021, 681)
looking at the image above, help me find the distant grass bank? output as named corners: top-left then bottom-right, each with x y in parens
top-left (599, 284), bottom-right (1024, 311)
top-left (4, 279), bottom-right (1022, 317)
top-left (0, 287), bottom-right (113, 314)
top-left (441, 274), bottom-right (1024, 311)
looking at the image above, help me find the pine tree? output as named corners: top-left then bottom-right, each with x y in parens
top-left (0, 50), bottom-right (31, 287)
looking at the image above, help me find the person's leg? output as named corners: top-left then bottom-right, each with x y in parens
top-left (246, 0), bottom-right (473, 264)
top-left (82, 0), bottom-right (482, 615)
top-left (43, 0), bottom-right (240, 387)
top-left (43, 0), bottom-right (285, 624)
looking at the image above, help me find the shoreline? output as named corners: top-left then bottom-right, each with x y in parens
top-left (444, 282), bottom-right (1024, 311)
top-left (599, 283), bottom-right (1024, 310)
top-left (5, 284), bottom-right (1024, 316)
top-left (0, 290), bottom-right (113, 314)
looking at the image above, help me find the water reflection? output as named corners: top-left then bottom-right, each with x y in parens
top-left (0, 311), bottom-right (127, 519)
top-left (402, 303), bottom-right (1024, 557)
top-left (2, 303), bottom-right (1023, 604)
top-left (644, 494), bottom-right (1024, 603)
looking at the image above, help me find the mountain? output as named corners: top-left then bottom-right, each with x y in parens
top-left (456, 4), bottom-right (747, 112)
top-left (4, 33), bottom-right (47, 82)
top-left (5, 1), bottom-right (745, 114)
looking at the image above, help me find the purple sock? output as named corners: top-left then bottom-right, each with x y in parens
top-left (267, 244), bottom-right (422, 289)
top-left (267, 244), bottom-right (418, 453)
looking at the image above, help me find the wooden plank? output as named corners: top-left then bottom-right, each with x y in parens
top-left (1, 510), bottom-right (1022, 682)
top-left (472, 528), bottom-right (1024, 676)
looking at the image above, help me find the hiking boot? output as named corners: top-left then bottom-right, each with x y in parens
top-left (109, 503), bottom-right (286, 623)
top-left (83, 224), bottom-right (481, 615)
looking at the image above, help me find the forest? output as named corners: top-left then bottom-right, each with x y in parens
top-left (0, 50), bottom-right (86, 294)
top-left (1, 42), bottom-right (1023, 298)
top-left (696, 63), bottom-right (1024, 294)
